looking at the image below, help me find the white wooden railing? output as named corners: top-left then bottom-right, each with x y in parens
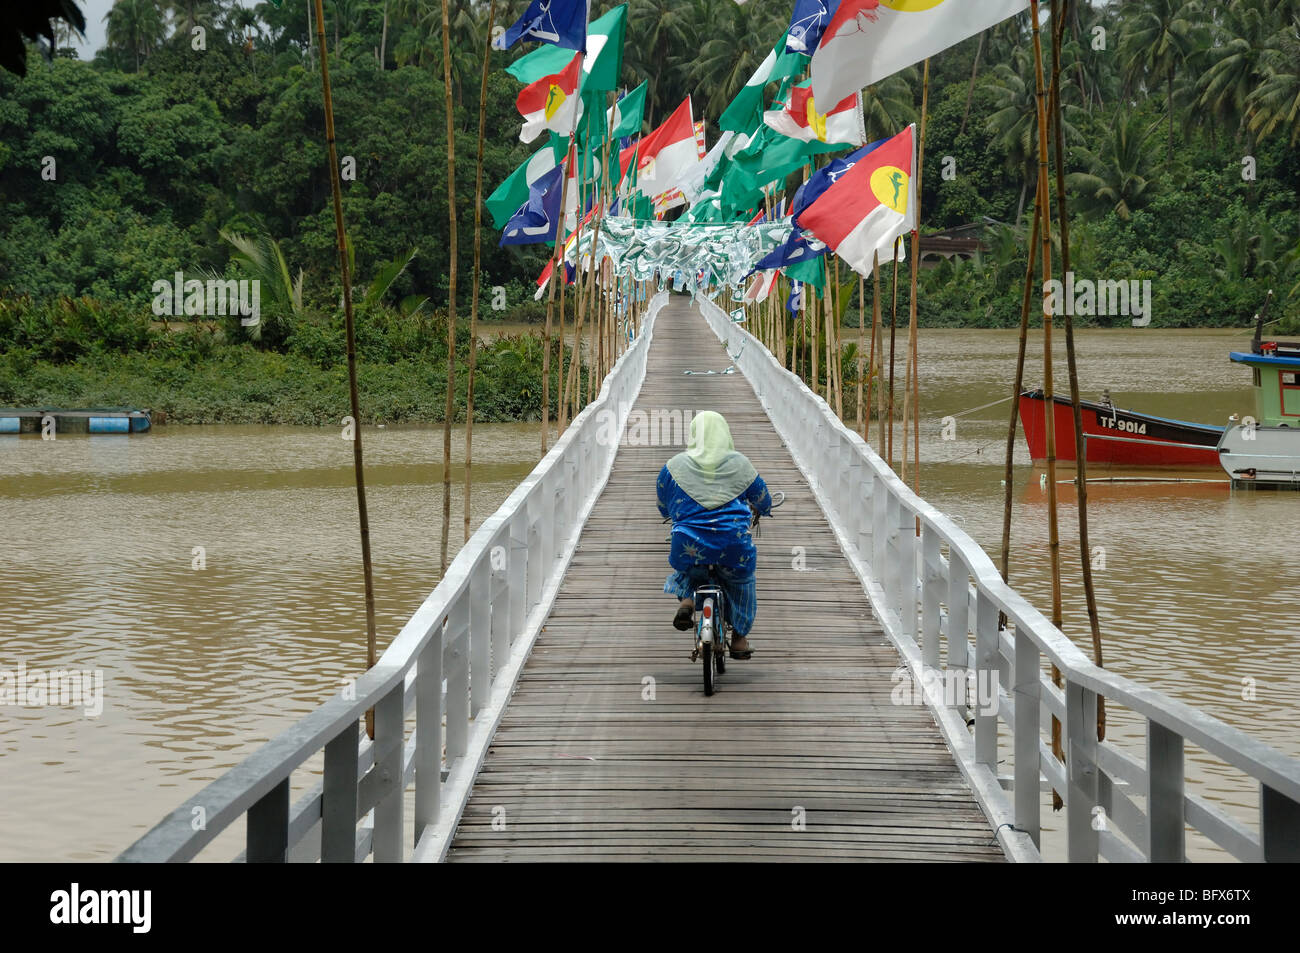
top-left (117, 291), bottom-right (669, 863)
top-left (697, 295), bottom-right (1300, 863)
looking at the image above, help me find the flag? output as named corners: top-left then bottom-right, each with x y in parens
top-left (608, 80), bottom-right (647, 140)
top-left (811, 0), bottom-right (1029, 109)
top-left (719, 29), bottom-right (806, 133)
top-left (633, 97), bottom-right (700, 199)
top-left (494, 0), bottom-right (590, 53)
top-left (753, 226), bottom-right (828, 273)
top-left (786, 0), bottom-right (835, 53)
top-left (505, 4), bottom-right (625, 90)
top-left (516, 53), bottom-right (584, 143)
top-left (787, 280), bottom-right (804, 313)
top-left (790, 136), bottom-right (887, 226)
top-left (799, 123), bottom-right (916, 278)
top-left (486, 136), bottom-right (567, 229)
top-left (763, 82), bottom-right (865, 146)
top-left (744, 269), bottom-right (778, 305)
top-left (500, 164), bottom-right (565, 245)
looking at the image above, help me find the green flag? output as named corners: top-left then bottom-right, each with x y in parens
top-left (785, 256), bottom-right (826, 289)
top-left (719, 29), bottom-right (806, 133)
top-left (608, 80), bottom-right (647, 140)
top-left (486, 134), bottom-right (567, 230)
top-left (506, 4), bottom-right (628, 92)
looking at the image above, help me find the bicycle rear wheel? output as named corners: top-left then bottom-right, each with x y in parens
top-left (703, 643), bottom-right (716, 696)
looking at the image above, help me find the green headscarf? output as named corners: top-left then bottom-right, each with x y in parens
top-left (666, 411), bottom-right (758, 510)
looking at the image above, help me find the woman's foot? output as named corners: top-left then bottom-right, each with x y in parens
top-left (673, 597), bottom-right (695, 630)
top-left (730, 636), bottom-right (753, 659)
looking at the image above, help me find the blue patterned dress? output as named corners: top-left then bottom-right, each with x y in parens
top-left (657, 466), bottom-right (771, 636)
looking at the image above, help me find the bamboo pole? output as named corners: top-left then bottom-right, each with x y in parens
top-left (544, 131), bottom-right (580, 455)
top-left (438, 0), bottom-right (457, 574)
top-left (1051, 0), bottom-right (1105, 740)
top-left (858, 273), bottom-right (866, 436)
top-left (1030, 0), bottom-right (1065, 810)
top-left (909, 61), bottom-right (930, 499)
top-left (313, 0), bottom-right (378, 738)
top-left (871, 251), bottom-right (883, 450)
top-left (811, 285), bottom-right (820, 399)
top-left (465, 0), bottom-right (496, 542)
top-left (887, 236), bottom-right (900, 470)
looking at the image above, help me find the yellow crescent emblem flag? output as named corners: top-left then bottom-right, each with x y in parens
top-left (804, 94), bottom-right (829, 143)
top-left (869, 165), bottom-right (910, 214)
top-left (544, 84), bottom-right (567, 121)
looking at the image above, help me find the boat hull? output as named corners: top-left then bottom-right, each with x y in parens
top-left (1217, 424), bottom-right (1300, 487)
top-left (1019, 391), bottom-right (1223, 468)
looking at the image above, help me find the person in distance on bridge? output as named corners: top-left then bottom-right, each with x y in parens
top-left (657, 410), bottom-right (772, 659)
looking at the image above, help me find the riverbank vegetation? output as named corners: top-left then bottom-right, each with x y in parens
top-left (1, 0), bottom-right (1298, 422)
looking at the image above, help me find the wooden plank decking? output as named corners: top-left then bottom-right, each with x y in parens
top-left (446, 296), bottom-right (1004, 861)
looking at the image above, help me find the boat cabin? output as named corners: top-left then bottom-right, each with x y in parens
top-left (1231, 333), bottom-right (1300, 428)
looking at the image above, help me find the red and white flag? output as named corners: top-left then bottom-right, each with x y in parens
top-left (763, 82), bottom-right (865, 146)
top-left (743, 270), bottom-right (779, 305)
top-left (798, 124), bottom-right (916, 279)
top-left (811, 0), bottom-right (1029, 109)
top-left (633, 97), bottom-right (701, 199)
top-left (517, 52), bottom-right (584, 143)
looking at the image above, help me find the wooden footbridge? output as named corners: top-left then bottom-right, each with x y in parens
top-left (120, 291), bottom-right (1300, 864)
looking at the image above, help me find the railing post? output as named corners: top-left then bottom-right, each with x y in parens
top-left (1013, 626), bottom-right (1041, 849)
top-left (372, 681), bottom-right (405, 862)
top-left (415, 626), bottom-right (442, 839)
top-left (444, 594), bottom-right (470, 762)
top-left (1261, 784), bottom-right (1300, 862)
top-left (509, 512), bottom-right (528, 638)
top-left (974, 589), bottom-right (999, 767)
top-left (857, 474), bottom-right (873, 570)
top-left (1146, 720), bottom-right (1185, 862)
top-left (872, 474), bottom-right (887, 578)
top-left (469, 563), bottom-right (490, 717)
top-left (920, 525), bottom-right (942, 669)
top-left (1065, 677), bottom-right (1100, 862)
top-left (897, 502), bottom-right (917, 643)
top-left (947, 552), bottom-right (970, 670)
top-left (490, 531), bottom-right (511, 679)
top-left (322, 720), bottom-right (360, 863)
top-left (246, 777), bottom-right (290, 863)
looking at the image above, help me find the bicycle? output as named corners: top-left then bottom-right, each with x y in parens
top-left (665, 491), bottom-right (784, 696)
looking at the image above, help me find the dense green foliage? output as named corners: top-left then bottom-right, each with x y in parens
top-left (1, 0), bottom-right (1298, 423)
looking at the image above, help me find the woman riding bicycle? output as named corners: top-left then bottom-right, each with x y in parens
top-left (656, 410), bottom-right (772, 659)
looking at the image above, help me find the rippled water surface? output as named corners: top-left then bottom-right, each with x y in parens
top-left (2, 328), bottom-right (1294, 862)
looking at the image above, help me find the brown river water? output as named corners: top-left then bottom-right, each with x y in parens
top-left (1, 327), bottom-right (1293, 861)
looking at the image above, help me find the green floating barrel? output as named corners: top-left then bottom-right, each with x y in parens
top-left (88, 417), bottom-right (131, 434)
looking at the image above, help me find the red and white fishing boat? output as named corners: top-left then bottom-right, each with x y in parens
top-left (1019, 389), bottom-right (1224, 469)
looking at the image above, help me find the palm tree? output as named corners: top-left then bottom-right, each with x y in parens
top-left (1246, 15), bottom-right (1300, 146)
top-left (862, 69), bottom-right (917, 143)
top-left (1195, 0), bottom-right (1282, 146)
top-left (985, 50), bottom-right (1041, 224)
top-left (104, 0), bottom-right (166, 71)
top-left (1065, 111), bottom-right (1161, 221)
top-left (1118, 0), bottom-right (1207, 160)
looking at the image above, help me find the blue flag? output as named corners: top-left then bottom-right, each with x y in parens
top-left (787, 280), bottom-right (804, 314)
top-left (790, 137), bottom-right (888, 226)
top-left (500, 164), bottom-right (565, 245)
top-left (752, 226), bottom-right (828, 275)
top-left (494, 0), bottom-right (589, 53)
top-left (786, 0), bottom-right (837, 54)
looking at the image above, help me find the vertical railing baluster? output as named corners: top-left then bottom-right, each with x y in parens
top-left (920, 525), bottom-right (941, 669)
top-left (469, 563), bottom-right (490, 717)
top-left (1065, 678), bottom-right (1100, 862)
top-left (1147, 719), bottom-right (1185, 862)
top-left (415, 626), bottom-right (443, 842)
top-left (490, 530), bottom-right (511, 680)
top-left (974, 589), bottom-right (999, 767)
top-left (947, 552), bottom-right (970, 670)
top-left (246, 777), bottom-right (290, 863)
top-left (372, 681), bottom-right (405, 862)
top-left (872, 474), bottom-right (887, 577)
top-left (322, 720), bottom-right (360, 863)
top-left (509, 513), bottom-right (527, 640)
top-left (857, 476), bottom-right (873, 570)
top-left (897, 502), bottom-right (917, 643)
top-left (1013, 626), bottom-right (1041, 849)
top-left (445, 594), bottom-right (470, 762)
